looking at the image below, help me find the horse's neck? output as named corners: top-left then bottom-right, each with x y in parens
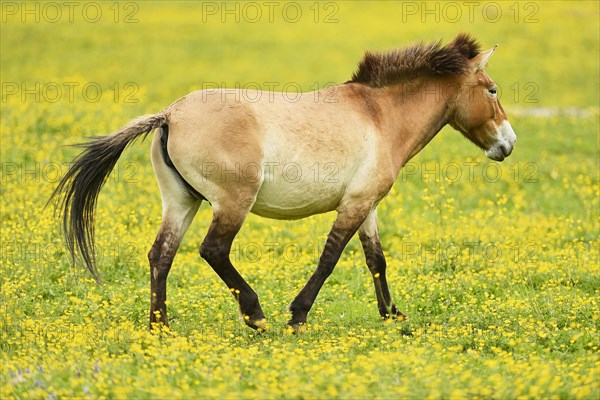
top-left (376, 77), bottom-right (459, 173)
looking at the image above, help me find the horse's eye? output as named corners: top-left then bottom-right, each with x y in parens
top-left (488, 88), bottom-right (497, 95)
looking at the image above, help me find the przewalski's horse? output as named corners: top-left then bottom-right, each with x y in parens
top-left (52, 34), bottom-right (516, 332)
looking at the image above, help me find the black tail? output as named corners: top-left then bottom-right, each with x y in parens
top-left (49, 113), bottom-right (168, 282)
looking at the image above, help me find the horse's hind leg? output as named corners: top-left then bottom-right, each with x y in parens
top-left (148, 199), bottom-right (199, 328)
top-left (148, 131), bottom-right (201, 329)
top-left (358, 209), bottom-right (405, 320)
top-left (200, 201), bottom-right (266, 331)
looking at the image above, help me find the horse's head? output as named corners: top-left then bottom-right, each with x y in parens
top-left (449, 46), bottom-right (517, 161)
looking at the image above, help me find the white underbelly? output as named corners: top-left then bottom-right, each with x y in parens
top-left (251, 177), bottom-right (344, 219)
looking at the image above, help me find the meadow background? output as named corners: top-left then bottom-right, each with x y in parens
top-left (1, 1), bottom-right (599, 398)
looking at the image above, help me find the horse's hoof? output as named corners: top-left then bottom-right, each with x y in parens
top-left (285, 321), bottom-right (307, 334)
top-left (394, 311), bottom-right (407, 322)
top-left (243, 315), bottom-right (268, 332)
top-left (391, 304), bottom-right (407, 321)
top-left (382, 305), bottom-right (407, 322)
top-left (149, 319), bottom-right (169, 332)
top-left (148, 322), bottom-right (174, 338)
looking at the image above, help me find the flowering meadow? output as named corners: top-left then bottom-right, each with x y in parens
top-left (1, 2), bottom-right (599, 399)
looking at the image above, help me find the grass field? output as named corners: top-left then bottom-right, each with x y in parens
top-left (1, 1), bottom-right (599, 398)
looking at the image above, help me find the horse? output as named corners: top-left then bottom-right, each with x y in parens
top-left (51, 33), bottom-right (516, 332)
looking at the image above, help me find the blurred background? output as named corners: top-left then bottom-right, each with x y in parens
top-left (1, 2), bottom-right (598, 398)
top-left (2, 1), bottom-right (598, 110)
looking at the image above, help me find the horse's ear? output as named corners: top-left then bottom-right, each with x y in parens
top-left (470, 45), bottom-right (498, 72)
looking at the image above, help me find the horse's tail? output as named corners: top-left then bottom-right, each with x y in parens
top-left (49, 113), bottom-right (168, 283)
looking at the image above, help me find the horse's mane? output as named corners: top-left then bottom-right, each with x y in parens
top-left (350, 33), bottom-right (481, 87)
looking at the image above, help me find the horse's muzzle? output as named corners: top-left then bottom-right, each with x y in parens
top-left (485, 120), bottom-right (517, 162)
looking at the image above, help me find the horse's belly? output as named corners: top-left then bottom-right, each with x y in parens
top-left (251, 179), bottom-right (343, 220)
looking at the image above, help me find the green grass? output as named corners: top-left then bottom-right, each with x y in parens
top-left (1, 1), bottom-right (599, 399)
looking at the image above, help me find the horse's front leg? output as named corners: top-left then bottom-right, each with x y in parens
top-left (287, 206), bottom-right (371, 332)
top-left (358, 209), bottom-right (405, 321)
